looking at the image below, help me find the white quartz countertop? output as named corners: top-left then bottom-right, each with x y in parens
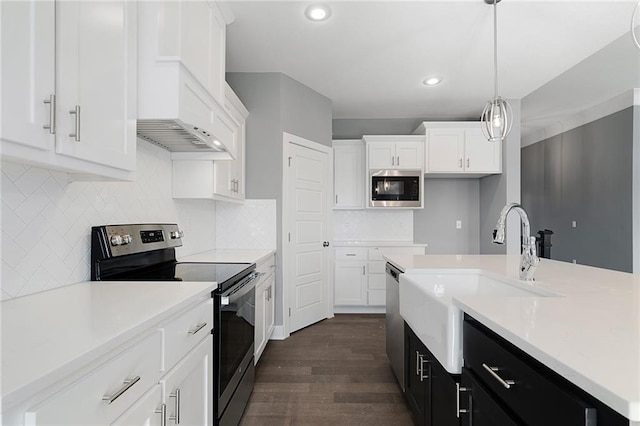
top-left (333, 241), bottom-right (428, 247)
top-left (385, 254), bottom-right (640, 422)
top-left (0, 280), bottom-right (216, 410)
top-left (178, 249), bottom-right (275, 265)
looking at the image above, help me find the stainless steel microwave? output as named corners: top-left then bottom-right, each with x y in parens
top-left (369, 169), bottom-right (422, 208)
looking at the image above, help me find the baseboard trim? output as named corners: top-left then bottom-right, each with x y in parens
top-left (270, 326), bottom-right (288, 340)
top-left (333, 306), bottom-right (386, 314)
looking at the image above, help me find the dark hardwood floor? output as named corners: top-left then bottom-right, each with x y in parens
top-left (240, 314), bottom-right (414, 425)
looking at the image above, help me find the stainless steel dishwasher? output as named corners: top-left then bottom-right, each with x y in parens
top-left (385, 262), bottom-right (404, 391)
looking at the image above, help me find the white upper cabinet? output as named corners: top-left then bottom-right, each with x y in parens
top-left (55, 1), bottom-right (137, 172)
top-left (333, 140), bottom-right (364, 209)
top-left (172, 84), bottom-right (248, 202)
top-left (416, 122), bottom-right (502, 177)
top-left (1, 1), bottom-right (55, 152)
top-left (364, 135), bottom-right (425, 170)
top-left (1, 0), bottom-right (137, 181)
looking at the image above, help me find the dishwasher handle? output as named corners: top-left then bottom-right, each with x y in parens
top-left (385, 263), bottom-right (402, 282)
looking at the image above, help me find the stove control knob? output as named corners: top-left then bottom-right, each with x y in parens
top-left (110, 235), bottom-right (123, 246)
top-left (170, 230), bottom-right (184, 239)
top-left (122, 234), bottom-right (132, 245)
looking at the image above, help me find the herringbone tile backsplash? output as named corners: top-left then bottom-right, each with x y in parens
top-left (1, 140), bottom-right (218, 301)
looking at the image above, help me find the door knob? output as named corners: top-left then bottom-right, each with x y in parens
top-left (322, 241), bottom-right (330, 247)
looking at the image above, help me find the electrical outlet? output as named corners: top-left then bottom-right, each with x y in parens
top-left (572, 259), bottom-right (577, 264)
top-left (571, 221), bottom-right (577, 228)
top-left (456, 220), bottom-right (462, 229)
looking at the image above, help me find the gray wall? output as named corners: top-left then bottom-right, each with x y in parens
top-left (479, 100), bottom-right (522, 254)
top-left (414, 179), bottom-right (480, 254)
top-left (521, 107), bottom-right (634, 272)
top-left (332, 118), bottom-right (424, 139)
top-left (227, 72), bottom-right (333, 327)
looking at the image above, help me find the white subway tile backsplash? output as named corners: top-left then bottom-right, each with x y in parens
top-left (333, 209), bottom-right (414, 242)
top-left (0, 140), bottom-right (217, 301)
top-left (215, 200), bottom-right (276, 250)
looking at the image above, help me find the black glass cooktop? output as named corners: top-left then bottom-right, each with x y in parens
top-left (109, 262), bottom-right (254, 292)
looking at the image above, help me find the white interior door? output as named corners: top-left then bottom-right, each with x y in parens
top-left (285, 134), bottom-right (332, 334)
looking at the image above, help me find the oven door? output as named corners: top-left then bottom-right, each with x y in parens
top-left (214, 272), bottom-right (260, 421)
top-left (370, 169), bottom-right (422, 207)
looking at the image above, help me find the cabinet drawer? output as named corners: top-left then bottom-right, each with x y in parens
top-left (163, 298), bottom-right (213, 370)
top-left (335, 247), bottom-right (368, 260)
top-left (256, 254), bottom-right (276, 275)
top-left (26, 331), bottom-right (162, 425)
top-left (463, 319), bottom-right (596, 425)
top-left (368, 260), bottom-right (386, 274)
top-left (368, 289), bottom-right (385, 306)
top-left (368, 273), bottom-right (386, 290)
top-left (368, 246), bottom-right (425, 260)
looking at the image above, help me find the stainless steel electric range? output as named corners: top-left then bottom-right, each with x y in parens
top-left (91, 223), bottom-right (259, 426)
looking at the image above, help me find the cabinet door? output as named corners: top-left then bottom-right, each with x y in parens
top-left (1, 0), bottom-right (55, 151)
top-left (396, 142), bottom-right (424, 169)
top-left (231, 118), bottom-right (246, 199)
top-left (368, 142), bottom-right (396, 169)
top-left (55, 1), bottom-right (136, 171)
top-left (213, 160), bottom-right (234, 198)
top-left (162, 336), bottom-right (214, 426)
top-left (255, 280), bottom-right (267, 362)
top-left (111, 385), bottom-right (163, 426)
top-left (334, 261), bottom-right (367, 305)
top-left (265, 274), bottom-right (275, 339)
top-left (334, 144), bottom-right (364, 209)
top-left (405, 325), bottom-right (431, 426)
top-left (427, 129), bottom-right (464, 172)
top-left (464, 128), bottom-right (501, 173)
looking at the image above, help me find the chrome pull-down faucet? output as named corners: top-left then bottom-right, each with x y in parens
top-left (492, 203), bottom-right (539, 281)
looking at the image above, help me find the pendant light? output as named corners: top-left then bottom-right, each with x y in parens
top-left (481, 0), bottom-right (513, 142)
top-left (633, 1), bottom-right (640, 50)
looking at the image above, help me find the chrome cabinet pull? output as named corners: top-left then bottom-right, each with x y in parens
top-left (459, 158), bottom-right (463, 168)
top-left (397, 156), bottom-right (400, 166)
top-left (43, 94), bottom-right (55, 134)
top-left (102, 376), bottom-right (141, 404)
top-left (169, 389), bottom-right (181, 424)
top-left (415, 351), bottom-right (421, 376)
top-left (188, 322), bottom-right (207, 335)
top-left (466, 158), bottom-right (470, 168)
top-left (419, 357), bottom-right (430, 382)
top-left (346, 253), bottom-right (356, 256)
top-left (362, 265), bottom-right (365, 275)
top-left (456, 383), bottom-right (470, 417)
top-left (391, 156), bottom-right (395, 166)
top-left (482, 363), bottom-right (515, 389)
top-left (69, 105), bottom-right (80, 141)
top-left (155, 403), bottom-right (167, 426)
top-left (335, 194), bottom-right (338, 204)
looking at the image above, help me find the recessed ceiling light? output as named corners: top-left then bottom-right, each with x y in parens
top-left (423, 77), bottom-right (443, 86)
top-left (305, 3), bottom-right (331, 22)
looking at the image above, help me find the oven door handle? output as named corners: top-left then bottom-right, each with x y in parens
top-left (220, 271), bottom-right (262, 304)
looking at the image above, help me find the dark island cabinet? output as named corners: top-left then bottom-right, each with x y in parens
top-left (405, 323), bottom-right (460, 426)
top-left (462, 315), bottom-right (629, 426)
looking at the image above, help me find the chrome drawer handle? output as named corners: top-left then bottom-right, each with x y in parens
top-left (155, 403), bottom-right (167, 426)
top-left (69, 105), bottom-right (80, 141)
top-left (456, 383), bottom-right (469, 418)
top-left (482, 363), bottom-right (515, 389)
top-left (43, 94), bottom-right (55, 134)
top-left (419, 357), bottom-right (430, 382)
top-left (188, 322), bottom-right (207, 335)
top-left (169, 388), bottom-right (181, 424)
top-left (102, 376), bottom-right (141, 404)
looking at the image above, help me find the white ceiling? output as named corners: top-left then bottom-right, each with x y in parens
top-left (221, 1), bottom-right (640, 133)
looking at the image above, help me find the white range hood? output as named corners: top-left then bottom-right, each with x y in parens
top-left (136, 1), bottom-right (236, 160)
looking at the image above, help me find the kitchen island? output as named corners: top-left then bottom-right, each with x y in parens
top-left (385, 254), bottom-right (640, 425)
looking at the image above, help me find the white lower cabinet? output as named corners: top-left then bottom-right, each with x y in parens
top-left (160, 337), bottom-right (213, 426)
top-left (334, 261), bottom-right (368, 305)
top-left (14, 297), bottom-right (213, 426)
top-left (255, 254), bottom-right (276, 364)
top-left (334, 245), bottom-right (426, 309)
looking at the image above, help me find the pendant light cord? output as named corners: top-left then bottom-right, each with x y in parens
top-left (493, 0), bottom-right (499, 99)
